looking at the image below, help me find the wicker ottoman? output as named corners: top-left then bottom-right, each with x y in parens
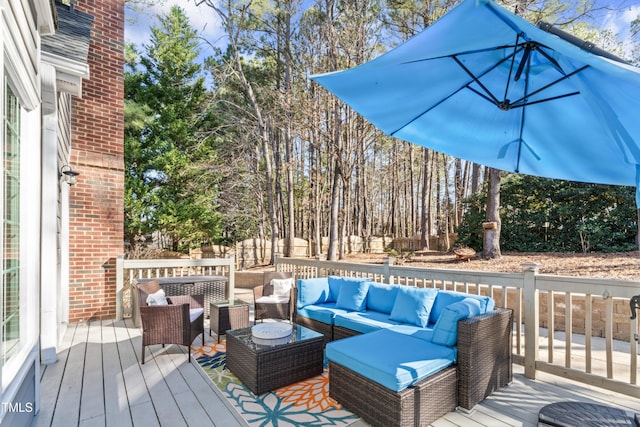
top-left (329, 362), bottom-right (457, 427)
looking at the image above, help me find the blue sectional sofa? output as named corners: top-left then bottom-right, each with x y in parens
top-left (293, 276), bottom-right (513, 427)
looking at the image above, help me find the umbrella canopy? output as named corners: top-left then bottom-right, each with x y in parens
top-left (310, 0), bottom-right (640, 204)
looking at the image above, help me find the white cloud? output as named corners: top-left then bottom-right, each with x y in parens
top-left (600, 4), bottom-right (640, 55)
top-left (125, 0), bottom-right (225, 53)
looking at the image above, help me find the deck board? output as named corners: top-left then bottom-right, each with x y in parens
top-left (34, 312), bottom-right (640, 427)
top-left (50, 323), bottom-right (87, 427)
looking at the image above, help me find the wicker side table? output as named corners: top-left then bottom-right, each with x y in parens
top-left (209, 299), bottom-right (250, 342)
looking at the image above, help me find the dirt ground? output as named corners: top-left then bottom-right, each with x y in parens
top-left (341, 250), bottom-right (640, 281)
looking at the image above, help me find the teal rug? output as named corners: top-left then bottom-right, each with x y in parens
top-left (193, 342), bottom-right (359, 426)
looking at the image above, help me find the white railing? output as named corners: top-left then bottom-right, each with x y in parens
top-left (115, 256), bottom-right (235, 319)
top-left (275, 256), bottom-right (640, 398)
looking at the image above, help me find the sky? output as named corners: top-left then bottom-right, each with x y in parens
top-left (125, 0), bottom-right (640, 60)
top-left (125, 1), bottom-right (224, 56)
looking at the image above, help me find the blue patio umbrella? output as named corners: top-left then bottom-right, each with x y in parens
top-left (310, 0), bottom-right (640, 205)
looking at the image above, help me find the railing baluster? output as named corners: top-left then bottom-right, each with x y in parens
top-left (548, 291), bottom-right (554, 363)
top-left (631, 316), bottom-right (638, 385)
top-left (606, 296), bottom-right (613, 378)
top-left (585, 294), bottom-right (592, 373)
top-left (565, 292), bottom-right (572, 369)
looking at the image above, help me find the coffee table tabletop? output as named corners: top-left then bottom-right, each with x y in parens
top-left (225, 323), bottom-right (324, 395)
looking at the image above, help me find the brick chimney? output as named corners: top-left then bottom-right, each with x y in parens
top-left (68, 0), bottom-right (125, 321)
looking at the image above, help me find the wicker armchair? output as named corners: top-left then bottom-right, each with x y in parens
top-left (253, 272), bottom-right (294, 323)
top-left (132, 280), bottom-right (205, 364)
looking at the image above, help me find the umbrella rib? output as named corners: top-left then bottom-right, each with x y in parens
top-left (515, 50), bottom-right (534, 172)
top-left (510, 65), bottom-right (589, 107)
top-left (508, 92), bottom-right (581, 109)
top-left (401, 44), bottom-right (522, 64)
top-left (390, 50), bottom-right (524, 135)
top-left (453, 56), bottom-right (500, 105)
top-left (503, 34), bottom-right (522, 101)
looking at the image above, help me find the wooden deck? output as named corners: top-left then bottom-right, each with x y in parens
top-left (33, 318), bottom-right (640, 427)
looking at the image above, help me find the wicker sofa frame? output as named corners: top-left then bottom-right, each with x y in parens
top-left (295, 297), bottom-right (513, 426)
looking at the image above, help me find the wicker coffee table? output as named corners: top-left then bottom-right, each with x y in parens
top-left (225, 323), bottom-right (324, 395)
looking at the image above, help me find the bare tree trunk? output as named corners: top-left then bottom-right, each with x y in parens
top-left (420, 148), bottom-right (430, 250)
top-left (471, 163), bottom-right (480, 193)
top-left (483, 168), bottom-right (502, 259)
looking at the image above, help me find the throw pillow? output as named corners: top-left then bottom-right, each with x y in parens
top-left (297, 278), bottom-right (330, 308)
top-left (146, 289), bottom-right (168, 306)
top-left (271, 278), bottom-right (293, 297)
top-left (328, 276), bottom-right (369, 302)
top-left (389, 287), bottom-right (438, 328)
top-left (432, 298), bottom-right (482, 347)
top-left (335, 279), bottom-right (371, 311)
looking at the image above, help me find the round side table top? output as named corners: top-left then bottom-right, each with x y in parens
top-left (538, 401), bottom-right (639, 427)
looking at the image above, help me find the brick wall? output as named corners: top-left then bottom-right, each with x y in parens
top-left (69, 0), bottom-right (124, 321)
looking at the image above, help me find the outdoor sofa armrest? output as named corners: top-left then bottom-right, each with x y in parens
top-left (457, 307), bottom-right (513, 410)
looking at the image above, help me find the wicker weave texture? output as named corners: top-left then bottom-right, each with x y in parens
top-left (210, 302), bottom-right (250, 342)
top-left (226, 328), bottom-right (324, 395)
top-left (292, 314), bottom-right (333, 344)
top-left (457, 307), bottom-right (513, 410)
top-left (161, 280), bottom-right (226, 318)
top-left (253, 272), bottom-right (293, 322)
top-left (330, 362), bottom-right (457, 427)
top-left (138, 293), bottom-right (205, 364)
top-left (333, 325), bottom-right (362, 341)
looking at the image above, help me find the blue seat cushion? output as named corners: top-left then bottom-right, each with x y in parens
top-left (296, 302), bottom-right (349, 325)
top-left (389, 287), bottom-right (438, 328)
top-left (297, 277), bottom-right (330, 308)
top-left (334, 310), bottom-right (401, 334)
top-left (429, 290), bottom-right (495, 325)
top-left (366, 283), bottom-right (399, 314)
top-left (327, 329), bottom-right (456, 391)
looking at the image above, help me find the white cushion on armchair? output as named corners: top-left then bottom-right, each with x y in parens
top-left (256, 295), bottom-right (290, 304)
top-left (146, 289), bottom-right (168, 306)
top-left (270, 278), bottom-right (293, 297)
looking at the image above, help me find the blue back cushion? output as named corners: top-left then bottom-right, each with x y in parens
top-left (366, 283), bottom-right (399, 314)
top-left (389, 287), bottom-right (438, 328)
top-left (429, 290), bottom-right (494, 324)
top-left (328, 276), bottom-right (368, 303)
top-left (335, 278), bottom-right (371, 311)
top-left (297, 277), bottom-right (330, 308)
top-left (432, 298), bottom-right (482, 347)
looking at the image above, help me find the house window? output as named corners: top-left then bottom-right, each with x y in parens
top-left (2, 82), bottom-right (20, 363)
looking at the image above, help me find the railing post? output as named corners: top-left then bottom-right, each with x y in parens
top-left (228, 255), bottom-right (235, 301)
top-left (316, 254), bottom-right (326, 278)
top-left (274, 253), bottom-right (280, 272)
top-left (116, 255), bottom-right (124, 320)
top-left (522, 262), bottom-right (540, 379)
top-left (384, 256), bottom-right (395, 284)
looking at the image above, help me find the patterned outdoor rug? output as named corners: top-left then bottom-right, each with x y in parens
top-left (192, 342), bottom-right (359, 426)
